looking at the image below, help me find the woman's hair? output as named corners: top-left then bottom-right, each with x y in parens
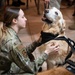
top-left (4, 7), bottom-right (20, 27)
top-left (0, 7), bottom-right (20, 41)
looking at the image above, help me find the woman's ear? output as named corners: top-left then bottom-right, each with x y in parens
top-left (12, 18), bottom-right (17, 24)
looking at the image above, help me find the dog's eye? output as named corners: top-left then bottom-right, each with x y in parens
top-left (55, 12), bottom-right (58, 15)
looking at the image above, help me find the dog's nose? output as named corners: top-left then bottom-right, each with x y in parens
top-left (45, 9), bottom-right (49, 13)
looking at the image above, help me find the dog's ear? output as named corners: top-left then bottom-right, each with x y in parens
top-left (62, 19), bottom-right (66, 32)
top-left (58, 19), bottom-right (66, 34)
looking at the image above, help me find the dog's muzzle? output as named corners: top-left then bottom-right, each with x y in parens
top-left (42, 13), bottom-right (53, 24)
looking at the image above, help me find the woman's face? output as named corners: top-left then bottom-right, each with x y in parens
top-left (16, 9), bottom-right (27, 29)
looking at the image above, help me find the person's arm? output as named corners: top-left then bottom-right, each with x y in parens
top-left (4, 38), bottom-right (36, 73)
top-left (34, 43), bottom-right (59, 71)
top-left (9, 41), bottom-right (59, 73)
top-left (5, 37), bottom-right (47, 73)
top-left (25, 41), bottom-right (39, 54)
top-left (10, 44), bottom-right (36, 74)
top-left (25, 41), bottom-right (40, 61)
top-left (6, 38), bottom-right (59, 74)
top-left (9, 43), bottom-right (49, 73)
top-left (25, 35), bottom-right (45, 54)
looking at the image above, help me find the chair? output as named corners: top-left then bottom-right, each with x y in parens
top-left (6, 0), bottom-right (40, 15)
top-left (26, 0), bottom-right (40, 15)
top-left (73, 0), bottom-right (75, 16)
top-left (6, 0), bottom-right (9, 5)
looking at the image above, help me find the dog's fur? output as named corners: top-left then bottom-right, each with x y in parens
top-left (38, 7), bottom-right (75, 70)
top-left (37, 67), bottom-right (73, 75)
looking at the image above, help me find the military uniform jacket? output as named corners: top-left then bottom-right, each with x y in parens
top-left (0, 28), bottom-right (48, 75)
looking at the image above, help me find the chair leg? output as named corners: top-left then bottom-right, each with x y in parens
top-left (34, 0), bottom-right (40, 15)
top-left (26, 0), bottom-right (29, 9)
top-left (26, 0), bottom-right (40, 15)
top-left (7, 0), bottom-right (9, 5)
top-left (73, 6), bottom-right (75, 16)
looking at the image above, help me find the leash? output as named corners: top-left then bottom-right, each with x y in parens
top-left (54, 36), bottom-right (75, 74)
top-left (66, 60), bottom-right (75, 74)
top-left (54, 36), bottom-right (75, 60)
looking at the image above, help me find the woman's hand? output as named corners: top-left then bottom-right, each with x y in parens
top-left (44, 43), bottom-right (59, 55)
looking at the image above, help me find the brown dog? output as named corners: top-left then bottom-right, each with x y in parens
top-left (38, 7), bottom-right (75, 70)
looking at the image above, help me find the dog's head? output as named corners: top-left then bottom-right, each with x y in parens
top-left (42, 7), bottom-right (63, 24)
top-left (42, 7), bottom-right (65, 35)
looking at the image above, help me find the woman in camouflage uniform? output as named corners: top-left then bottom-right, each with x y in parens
top-left (0, 4), bottom-right (59, 75)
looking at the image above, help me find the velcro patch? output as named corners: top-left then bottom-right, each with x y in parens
top-left (16, 44), bottom-right (27, 58)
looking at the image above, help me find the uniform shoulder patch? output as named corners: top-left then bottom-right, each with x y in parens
top-left (17, 44), bottom-right (24, 51)
top-left (16, 44), bottom-right (28, 58)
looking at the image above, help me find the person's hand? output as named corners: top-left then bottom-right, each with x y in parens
top-left (44, 43), bottom-right (59, 55)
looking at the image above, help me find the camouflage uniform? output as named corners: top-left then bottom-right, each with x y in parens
top-left (0, 28), bottom-right (48, 75)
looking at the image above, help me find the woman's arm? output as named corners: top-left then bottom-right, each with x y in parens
top-left (25, 41), bottom-right (39, 54)
top-left (5, 37), bottom-right (59, 74)
top-left (9, 43), bottom-right (48, 73)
